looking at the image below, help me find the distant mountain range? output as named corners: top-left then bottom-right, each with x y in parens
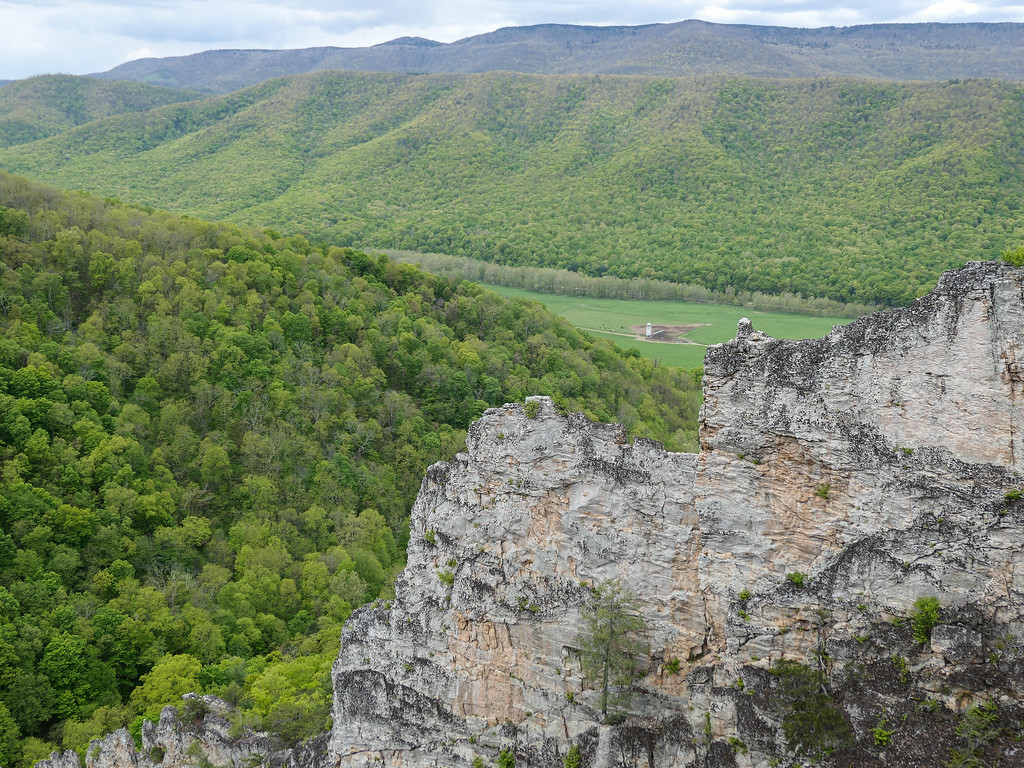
top-left (90, 20), bottom-right (1024, 93)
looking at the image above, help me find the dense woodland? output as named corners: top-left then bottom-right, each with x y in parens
top-left (0, 171), bottom-right (701, 766)
top-left (1, 72), bottom-right (1022, 306)
top-left (0, 76), bottom-right (200, 150)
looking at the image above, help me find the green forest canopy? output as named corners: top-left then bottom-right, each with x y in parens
top-left (0, 171), bottom-right (700, 764)
top-left (1, 72), bottom-right (1022, 306)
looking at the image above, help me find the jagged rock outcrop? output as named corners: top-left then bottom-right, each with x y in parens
top-left (326, 262), bottom-right (1024, 768)
top-left (36, 696), bottom-right (299, 768)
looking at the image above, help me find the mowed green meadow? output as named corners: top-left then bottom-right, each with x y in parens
top-left (484, 284), bottom-right (855, 369)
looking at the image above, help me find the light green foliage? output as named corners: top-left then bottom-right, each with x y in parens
top-left (872, 715), bottom-right (894, 746)
top-left (62, 706), bottom-right (128, 755)
top-left (400, 253), bottom-right (873, 320)
top-left (473, 757), bottom-right (485, 768)
top-left (523, 399), bottom-right (541, 419)
top-left (910, 597), bottom-right (941, 644)
top-left (0, 172), bottom-right (701, 756)
top-left (563, 744), bottom-right (580, 768)
top-left (0, 75), bottom-right (200, 149)
top-left (891, 655), bottom-right (910, 684)
top-left (19, 738), bottom-right (60, 768)
top-left (575, 581), bottom-right (648, 720)
top-left (1001, 247), bottom-right (1024, 268)
top-left (786, 572), bottom-right (807, 587)
top-left (245, 654), bottom-right (332, 746)
top-left (498, 748), bottom-right (515, 768)
top-left (129, 654), bottom-right (202, 722)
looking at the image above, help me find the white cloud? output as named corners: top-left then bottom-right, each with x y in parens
top-left (908, 0), bottom-right (981, 19)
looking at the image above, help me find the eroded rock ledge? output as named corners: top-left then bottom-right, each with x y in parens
top-left (36, 695), bottom-right (323, 768)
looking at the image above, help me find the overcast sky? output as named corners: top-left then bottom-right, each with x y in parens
top-left (2, 0), bottom-right (1023, 81)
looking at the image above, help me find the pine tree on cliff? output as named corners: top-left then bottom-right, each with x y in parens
top-left (575, 581), bottom-right (648, 722)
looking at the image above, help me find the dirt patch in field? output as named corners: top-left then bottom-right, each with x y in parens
top-left (629, 324), bottom-right (706, 343)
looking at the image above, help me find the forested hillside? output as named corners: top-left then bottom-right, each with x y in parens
top-left (0, 76), bottom-right (200, 149)
top-left (0, 170), bottom-right (700, 766)
top-left (1, 72), bottom-right (1021, 306)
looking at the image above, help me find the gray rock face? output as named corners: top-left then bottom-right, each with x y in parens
top-left (327, 262), bottom-right (1024, 768)
top-left (37, 696), bottom-right (295, 768)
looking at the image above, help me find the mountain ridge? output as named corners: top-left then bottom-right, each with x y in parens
top-left (88, 20), bottom-right (1024, 93)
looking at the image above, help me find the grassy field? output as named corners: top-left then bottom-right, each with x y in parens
top-left (484, 284), bottom-right (855, 368)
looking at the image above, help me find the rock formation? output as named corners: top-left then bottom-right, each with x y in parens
top-left (35, 696), bottom-right (304, 768)
top-left (326, 261), bottom-right (1024, 768)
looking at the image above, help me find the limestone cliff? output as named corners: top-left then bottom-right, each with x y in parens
top-left (326, 262), bottom-right (1024, 768)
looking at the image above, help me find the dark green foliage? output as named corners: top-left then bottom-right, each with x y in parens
top-left (575, 581), bottom-right (648, 720)
top-left (2, 72), bottom-right (1023, 306)
top-left (0, 701), bottom-right (22, 768)
top-left (947, 702), bottom-right (1000, 768)
top-left (769, 660), bottom-right (853, 760)
top-left (911, 597), bottom-right (942, 644)
top-left (0, 171), bottom-right (699, 756)
top-left (498, 749), bottom-right (515, 768)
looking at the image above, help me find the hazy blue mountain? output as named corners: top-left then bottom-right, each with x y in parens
top-left (91, 21), bottom-right (1024, 93)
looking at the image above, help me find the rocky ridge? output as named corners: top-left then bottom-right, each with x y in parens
top-left (89, 21), bottom-right (1024, 92)
top-left (35, 695), bottom-right (318, 768)
top-left (53, 261), bottom-right (1024, 768)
